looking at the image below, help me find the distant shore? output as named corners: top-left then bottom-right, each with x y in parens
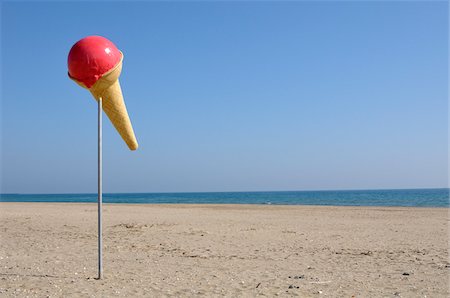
top-left (1, 203), bottom-right (448, 297)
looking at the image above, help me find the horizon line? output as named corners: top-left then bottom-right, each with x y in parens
top-left (1, 187), bottom-right (448, 196)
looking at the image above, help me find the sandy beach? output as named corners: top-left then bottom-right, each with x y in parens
top-left (0, 203), bottom-right (448, 297)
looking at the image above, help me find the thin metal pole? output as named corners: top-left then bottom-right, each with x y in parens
top-left (98, 97), bottom-right (103, 279)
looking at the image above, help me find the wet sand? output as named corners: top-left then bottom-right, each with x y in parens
top-left (0, 203), bottom-right (448, 297)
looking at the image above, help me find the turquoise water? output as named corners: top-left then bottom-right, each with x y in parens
top-left (1, 188), bottom-right (448, 207)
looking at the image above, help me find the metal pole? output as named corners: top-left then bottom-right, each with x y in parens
top-left (98, 97), bottom-right (103, 279)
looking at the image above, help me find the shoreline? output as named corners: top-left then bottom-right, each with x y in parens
top-left (0, 202), bottom-right (448, 209)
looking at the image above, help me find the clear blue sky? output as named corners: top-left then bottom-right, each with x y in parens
top-left (1, 1), bottom-right (448, 194)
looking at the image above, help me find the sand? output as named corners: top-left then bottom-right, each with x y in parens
top-left (0, 203), bottom-right (448, 297)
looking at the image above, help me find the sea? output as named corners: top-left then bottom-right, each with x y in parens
top-left (0, 188), bottom-right (448, 207)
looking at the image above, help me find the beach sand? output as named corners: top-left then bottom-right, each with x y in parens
top-left (0, 203), bottom-right (448, 297)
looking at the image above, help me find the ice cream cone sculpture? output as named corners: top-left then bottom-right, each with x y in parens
top-left (68, 36), bottom-right (138, 150)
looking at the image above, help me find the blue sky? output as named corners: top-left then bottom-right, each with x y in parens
top-left (1, 1), bottom-right (448, 193)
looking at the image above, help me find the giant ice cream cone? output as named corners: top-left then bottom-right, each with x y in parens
top-left (68, 36), bottom-right (138, 150)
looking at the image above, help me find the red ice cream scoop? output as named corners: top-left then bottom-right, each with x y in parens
top-left (68, 36), bottom-right (122, 88)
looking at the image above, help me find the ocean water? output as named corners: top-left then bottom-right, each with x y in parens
top-left (1, 188), bottom-right (448, 207)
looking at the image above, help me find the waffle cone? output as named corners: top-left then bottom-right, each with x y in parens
top-left (70, 56), bottom-right (138, 151)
